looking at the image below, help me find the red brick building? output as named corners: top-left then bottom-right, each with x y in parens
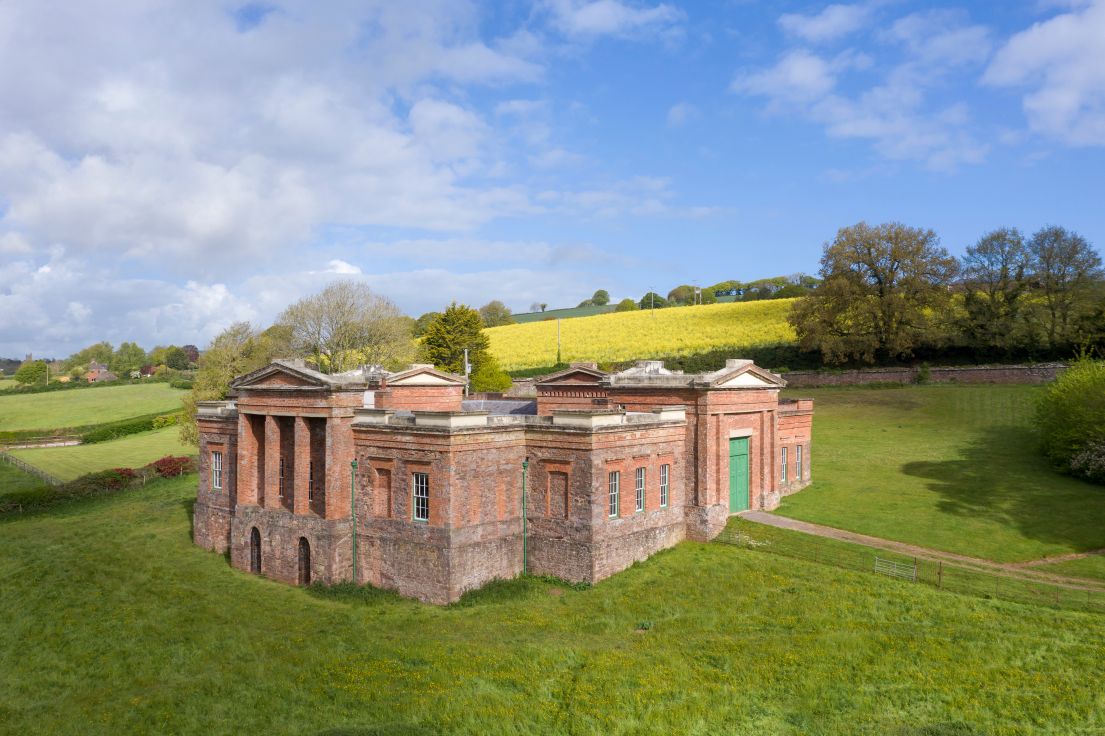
top-left (194, 358), bottom-right (813, 604)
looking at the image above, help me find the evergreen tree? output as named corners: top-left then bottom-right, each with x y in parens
top-left (420, 303), bottom-right (490, 375)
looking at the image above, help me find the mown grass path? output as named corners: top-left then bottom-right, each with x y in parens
top-left (743, 510), bottom-right (1105, 592)
top-left (1, 476), bottom-right (1104, 734)
top-left (9, 427), bottom-right (193, 481)
top-left (0, 383), bottom-right (184, 432)
top-left (777, 384), bottom-right (1105, 563)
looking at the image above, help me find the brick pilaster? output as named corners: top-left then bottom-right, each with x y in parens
top-left (263, 414), bottom-right (281, 510)
top-left (293, 416), bottom-right (310, 514)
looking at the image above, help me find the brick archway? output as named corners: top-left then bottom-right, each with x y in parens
top-left (249, 527), bottom-right (261, 574)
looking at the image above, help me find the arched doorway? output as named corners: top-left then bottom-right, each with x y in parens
top-left (297, 537), bottom-right (311, 586)
top-left (250, 527), bottom-right (261, 574)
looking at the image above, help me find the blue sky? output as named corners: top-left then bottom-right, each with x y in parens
top-left (1, 0), bottom-right (1103, 357)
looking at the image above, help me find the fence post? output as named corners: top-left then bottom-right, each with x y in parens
top-left (937, 561), bottom-right (943, 589)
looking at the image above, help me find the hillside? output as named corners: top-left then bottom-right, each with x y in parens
top-left (0, 383), bottom-right (185, 432)
top-left (486, 299), bottom-right (797, 371)
top-left (1, 474), bottom-right (1103, 733)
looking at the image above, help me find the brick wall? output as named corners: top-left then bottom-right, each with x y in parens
top-left (782, 363), bottom-right (1068, 388)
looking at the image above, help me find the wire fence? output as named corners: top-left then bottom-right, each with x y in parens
top-left (716, 525), bottom-right (1105, 616)
top-left (0, 451), bottom-right (63, 486)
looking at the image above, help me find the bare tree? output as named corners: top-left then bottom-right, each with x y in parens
top-left (278, 280), bottom-right (415, 373)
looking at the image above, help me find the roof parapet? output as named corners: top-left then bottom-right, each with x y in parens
top-left (197, 400), bottom-right (237, 418)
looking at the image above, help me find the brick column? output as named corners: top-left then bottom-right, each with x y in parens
top-left (237, 415), bottom-right (258, 505)
top-left (324, 416), bottom-right (352, 520)
top-left (293, 416), bottom-right (310, 515)
top-left (263, 414), bottom-right (281, 510)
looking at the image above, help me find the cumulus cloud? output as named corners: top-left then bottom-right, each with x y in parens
top-left (984, 0), bottom-right (1105, 145)
top-left (779, 3), bottom-right (874, 43)
top-left (733, 9), bottom-right (990, 170)
top-left (666, 102), bottom-right (698, 127)
top-left (542, 0), bottom-right (684, 39)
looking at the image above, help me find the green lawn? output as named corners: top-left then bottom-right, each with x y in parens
top-left (0, 383), bottom-right (184, 432)
top-left (0, 462), bottom-right (49, 495)
top-left (0, 378), bottom-right (16, 390)
top-left (777, 384), bottom-right (1105, 563)
top-left (0, 476), bottom-right (1103, 735)
top-left (1038, 555), bottom-right (1105, 583)
top-left (10, 427), bottom-right (194, 480)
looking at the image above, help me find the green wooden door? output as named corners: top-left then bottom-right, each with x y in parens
top-left (729, 437), bottom-right (750, 513)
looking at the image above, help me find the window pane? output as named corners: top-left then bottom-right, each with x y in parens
top-left (608, 471), bottom-right (619, 517)
top-left (413, 472), bottom-right (429, 522)
top-left (635, 467), bottom-right (645, 512)
top-left (660, 464), bottom-right (669, 507)
top-left (781, 447), bottom-right (788, 482)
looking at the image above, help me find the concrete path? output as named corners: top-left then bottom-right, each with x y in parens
top-left (738, 510), bottom-right (1105, 592)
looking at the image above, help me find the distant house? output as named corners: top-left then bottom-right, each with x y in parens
top-left (86, 360), bottom-right (118, 383)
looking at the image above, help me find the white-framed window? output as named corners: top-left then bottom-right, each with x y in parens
top-left (659, 464), bottom-right (669, 508)
top-left (608, 471), bottom-right (620, 518)
top-left (308, 461), bottom-right (315, 501)
top-left (796, 446), bottom-right (803, 481)
top-left (211, 450), bottom-right (223, 490)
top-left (279, 457), bottom-right (286, 497)
top-left (412, 472), bottom-right (430, 522)
top-left (635, 467), bottom-right (645, 512)
top-left (781, 447), bottom-right (788, 483)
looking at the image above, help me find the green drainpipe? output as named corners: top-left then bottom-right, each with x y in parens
top-left (522, 457), bottom-right (529, 575)
top-left (350, 459), bottom-right (358, 584)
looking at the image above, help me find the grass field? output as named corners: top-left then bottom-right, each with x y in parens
top-left (1, 475), bottom-right (1103, 734)
top-left (0, 462), bottom-right (48, 495)
top-left (0, 383), bottom-right (185, 432)
top-left (486, 299), bottom-right (796, 370)
top-left (776, 384), bottom-right (1105, 563)
top-left (0, 378), bottom-right (16, 390)
top-left (9, 427), bottom-right (194, 480)
top-left (1038, 555), bottom-right (1105, 583)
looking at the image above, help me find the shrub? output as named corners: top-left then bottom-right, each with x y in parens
top-left (146, 455), bottom-right (195, 478)
top-left (169, 379), bottom-right (194, 390)
top-left (1036, 357), bottom-right (1105, 484)
top-left (152, 414), bottom-right (179, 429)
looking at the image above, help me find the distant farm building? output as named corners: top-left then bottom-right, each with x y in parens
top-left (85, 361), bottom-right (118, 383)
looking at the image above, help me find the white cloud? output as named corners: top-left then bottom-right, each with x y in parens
top-left (983, 0), bottom-right (1105, 145)
top-left (543, 0), bottom-right (684, 39)
top-left (733, 10), bottom-right (991, 170)
top-left (666, 101), bottom-right (698, 127)
top-left (779, 3), bottom-right (873, 43)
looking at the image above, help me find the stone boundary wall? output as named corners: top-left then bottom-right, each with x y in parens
top-left (781, 363), bottom-right (1068, 388)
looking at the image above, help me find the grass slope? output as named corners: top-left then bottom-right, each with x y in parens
top-left (10, 427), bottom-right (193, 480)
top-left (486, 299), bottom-right (796, 370)
top-left (0, 462), bottom-right (48, 496)
top-left (0, 383), bottom-right (185, 432)
top-left (777, 384), bottom-right (1105, 563)
top-left (1, 476), bottom-right (1103, 735)
top-left (1038, 556), bottom-right (1105, 583)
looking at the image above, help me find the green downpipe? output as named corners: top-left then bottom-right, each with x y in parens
top-left (350, 459), bottom-right (358, 584)
top-left (522, 457), bottom-right (529, 575)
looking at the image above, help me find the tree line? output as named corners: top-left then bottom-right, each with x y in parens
top-left (182, 282), bottom-right (512, 444)
top-left (6, 342), bottom-right (200, 386)
top-left (790, 222), bottom-right (1104, 364)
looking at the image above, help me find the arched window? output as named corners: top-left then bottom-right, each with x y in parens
top-left (298, 537), bottom-right (311, 586)
top-left (250, 527), bottom-right (261, 574)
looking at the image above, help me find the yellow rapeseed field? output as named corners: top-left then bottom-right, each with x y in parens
top-left (486, 299), bottom-right (798, 370)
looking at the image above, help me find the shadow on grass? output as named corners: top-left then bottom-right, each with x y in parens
top-left (902, 425), bottom-right (1105, 551)
top-left (179, 498), bottom-right (195, 540)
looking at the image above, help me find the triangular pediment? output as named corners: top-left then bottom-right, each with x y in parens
top-left (231, 361), bottom-right (330, 390)
top-left (535, 366), bottom-right (608, 385)
top-left (386, 365), bottom-right (466, 387)
top-left (697, 360), bottom-right (787, 389)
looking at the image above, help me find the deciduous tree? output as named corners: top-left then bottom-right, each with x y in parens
top-left (591, 289), bottom-right (610, 306)
top-left (959, 227), bottom-right (1031, 352)
top-left (277, 280), bottom-right (414, 373)
top-left (1028, 226), bottom-right (1104, 350)
top-left (479, 300), bottom-right (515, 327)
top-left (789, 221), bottom-right (959, 363)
